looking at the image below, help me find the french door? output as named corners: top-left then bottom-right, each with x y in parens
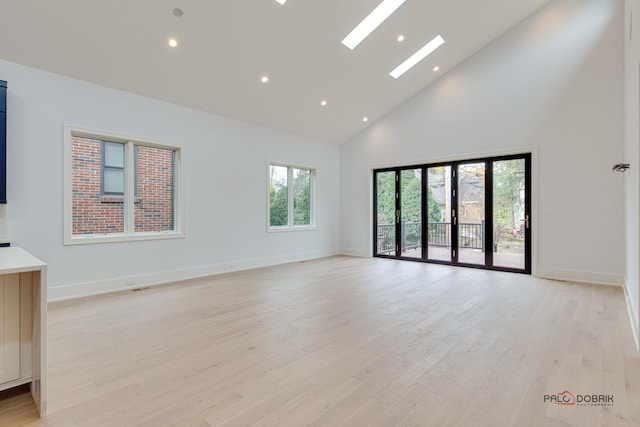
top-left (373, 154), bottom-right (531, 274)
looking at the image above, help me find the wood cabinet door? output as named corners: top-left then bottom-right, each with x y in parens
top-left (0, 274), bottom-right (20, 385)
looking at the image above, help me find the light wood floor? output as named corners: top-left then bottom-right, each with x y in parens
top-left (1, 256), bottom-right (639, 426)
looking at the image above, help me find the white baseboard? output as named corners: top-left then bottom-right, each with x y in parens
top-left (535, 268), bottom-right (624, 287)
top-left (340, 248), bottom-right (370, 257)
top-left (48, 248), bottom-right (340, 302)
top-left (623, 281), bottom-right (640, 352)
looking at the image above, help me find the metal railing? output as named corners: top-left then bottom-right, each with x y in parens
top-left (459, 222), bottom-right (484, 251)
top-left (428, 222), bottom-right (450, 247)
top-left (377, 223), bottom-right (395, 254)
top-left (376, 221), bottom-right (485, 255)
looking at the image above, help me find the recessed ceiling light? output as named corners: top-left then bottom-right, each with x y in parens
top-left (342, 0), bottom-right (407, 50)
top-left (168, 38), bottom-right (178, 48)
top-left (261, 76), bottom-right (269, 83)
top-left (390, 35), bottom-right (445, 79)
top-left (362, 117), bottom-right (368, 122)
top-left (321, 100), bottom-right (327, 106)
top-left (397, 35), bottom-right (405, 42)
top-left (433, 66), bottom-right (440, 72)
top-left (172, 8), bottom-right (184, 17)
top-left (275, 0), bottom-right (287, 4)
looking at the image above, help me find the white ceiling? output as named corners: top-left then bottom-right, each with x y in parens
top-left (0, 0), bottom-right (550, 143)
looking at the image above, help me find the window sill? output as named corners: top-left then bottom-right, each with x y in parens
top-left (100, 196), bottom-right (143, 204)
top-left (64, 230), bottom-right (185, 246)
top-left (267, 226), bottom-right (317, 233)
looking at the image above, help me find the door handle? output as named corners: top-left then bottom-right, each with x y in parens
top-left (525, 214), bottom-right (530, 229)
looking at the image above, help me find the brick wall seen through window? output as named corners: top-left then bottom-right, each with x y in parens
top-left (71, 136), bottom-right (174, 235)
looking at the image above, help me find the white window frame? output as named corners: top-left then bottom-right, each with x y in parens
top-left (64, 125), bottom-right (185, 245)
top-left (267, 161), bottom-right (317, 232)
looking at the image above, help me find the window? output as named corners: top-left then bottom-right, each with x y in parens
top-left (268, 163), bottom-right (315, 230)
top-left (64, 126), bottom-right (183, 244)
top-left (102, 141), bottom-right (124, 195)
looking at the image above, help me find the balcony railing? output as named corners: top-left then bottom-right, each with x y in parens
top-left (377, 223), bottom-right (395, 254)
top-left (376, 221), bottom-right (485, 255)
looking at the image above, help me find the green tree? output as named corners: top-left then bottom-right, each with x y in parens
top-left (292, 169), bottom-right (311, 225)
top-left (269, 184), bottom-right (288, 226)
top-left (400, 170), bottom-right (421, 222)
top-left (427, 187), bottom-right (441, 223)
top-left (493, 159), bottom-right (525, 238)
top-left (376, 170), bottom-right (443, 224)
top-left (376, 171), bottom-right (396, 224)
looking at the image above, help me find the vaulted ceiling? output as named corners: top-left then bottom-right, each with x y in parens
top-left (0, 0), bottom-right (550, 143)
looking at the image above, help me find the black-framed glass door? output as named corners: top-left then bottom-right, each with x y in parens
top-left (455, 162), bottom-right (486, 266)
top-left (490, 157), bottom-right (529, 271)
top-left (400, 168), bottom-right (423, 259)
top-left (373, 153), bottom-right (531, 274)
top-left (427, 165), bottom-right (452, 262)
top-left (374, 170), bottom-right (397, 256)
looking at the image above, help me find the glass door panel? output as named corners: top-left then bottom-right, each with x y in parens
top-left (492, 159), bottom-right (526, 270)
top-left (400, 169), bottom-right (422, 258)
top-left (457, 163), bottom-right (486, 265)
top-left (427, 166), bottom-right (451, 262)
top-left (375, 171), bottom-right (396, 256)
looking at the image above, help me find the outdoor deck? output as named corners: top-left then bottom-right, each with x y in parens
top-left (400, 246), bottom-right (525, 270)
top-left (377, 222), bottom-right (525, 270)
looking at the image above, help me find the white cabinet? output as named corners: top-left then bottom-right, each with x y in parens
top-left (0, 273), bottom-right (33, 388)
top-left (0, 248), bottom-right (46, 417)
top-left (0, 274), bottom-right (20, 384)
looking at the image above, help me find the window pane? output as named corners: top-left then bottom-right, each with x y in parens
top-left (493, 159), bottom-right (526, 269)
top-left (400, 169), bottom-right (422, 258)
top-left (134, 145), bottom-right (175, 232)
top-left (71, 137), bottom-right (124, 235)
top-left (375, 171), bottom-right (396, 255)
top-left (269, 165), bottom-right (288, 227)
top-left (103, 168), bottom-right (124, 194)
top-left (104, 141), bottom-right (124, 168)
top-left (293, 168), bottom-right (311, 226)
top-left (457, 163), bottom-right (486, 265)
top-left (427, 166), bottom-right (451, 262)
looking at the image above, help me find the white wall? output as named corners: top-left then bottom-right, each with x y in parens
top-left (624, 0), bottom-right (640, 348)
top-left (340, 0), bottom-right (626, 285)
top-left (0, 60), bottom-right (340, 299)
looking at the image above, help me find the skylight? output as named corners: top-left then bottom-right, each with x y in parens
top-left (389, 35), bottom-right (445, 79)
top-left (275, 0), bottom-right (287, 4)
top-left (342, 0), bottom-right (406, 50)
